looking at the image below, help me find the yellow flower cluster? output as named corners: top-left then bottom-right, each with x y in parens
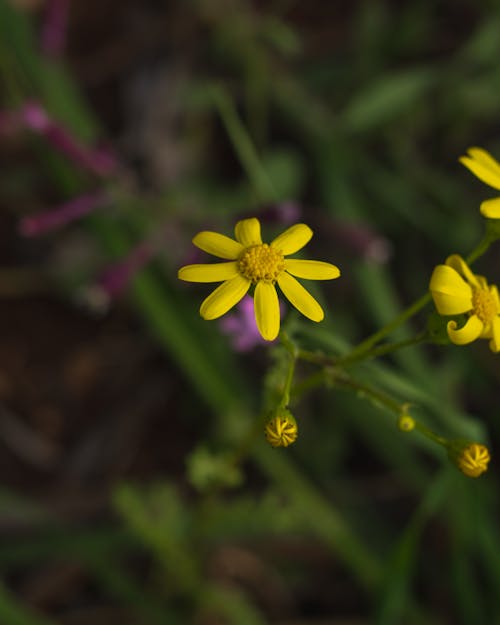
top-left (176, 147), bottom-right (500, 465)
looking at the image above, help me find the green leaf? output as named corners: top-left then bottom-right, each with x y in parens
top-left (343, 69), bottom-right (435, 131)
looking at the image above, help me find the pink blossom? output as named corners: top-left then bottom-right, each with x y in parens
top-left (220, 295), bottom-right (284, 351)
top-left (19, 191), bottom-right (108, 237)
top-left (0, 101), bottom-right (117, 176)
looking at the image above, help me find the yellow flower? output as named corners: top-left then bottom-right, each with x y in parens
top-left (455, 443), bottom-right (490, 478)
top-left (265, 413), bottom-right (298, 447)
top-left (429, 254), bottom-right (500, 352)
top-left (178, 218), bottom-right (340, 341)
top-left (459, 147), bottom-right (500, 218)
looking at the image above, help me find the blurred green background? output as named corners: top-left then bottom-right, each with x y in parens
top-left (0, 1), bottom-right (500, 623)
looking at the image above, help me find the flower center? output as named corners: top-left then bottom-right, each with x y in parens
top-left (472, 287), bottom-right (498, 324)
top-left (238, 244), bottom-right (284, 283)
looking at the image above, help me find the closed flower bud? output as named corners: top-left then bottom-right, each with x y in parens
top-left (398, 414), bottom-right (415, 432)
top-left (265, 410), bottom-right (298, 448)
top-left (449, 441), bottom-right (491, 478)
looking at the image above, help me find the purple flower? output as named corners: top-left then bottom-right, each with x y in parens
top-left (332, 219), bottom-right (392, 263)
top-left (317, 215), bottom-right (392, 264)
top-left (19, 191), bottom-right (109, 237)
top-left (220, 295), bottom-right (284, 351)
top-left (79, 240), bottom-right (157, 314)
top-left (22, 102), bottom-right (117, 176)
top-left (0, 101), bottom-right (117, 176)
top-left (273, 201), bottom-right (302, 224)
top-left (96, 242), bottom-right (154, 298)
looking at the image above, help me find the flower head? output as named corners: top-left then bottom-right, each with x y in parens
top-left (429, 254), bottom-right (500, 352)
top-left (450, 442), bottom-right (491, 478)
top-left (265, 412), bottom-right (298, 447)
top-left (178, 218), bottom-right (340, 341)
top-left (459, 147), bottom-right (500, 219)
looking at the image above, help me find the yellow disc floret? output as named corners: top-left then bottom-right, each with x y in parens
top-left (456, 443), bottom-right (490, 478)
top-left (238, 244), bottom-right (285, 283)
top-left (265, 414), bottom-right (298, 447)
top-left (472, 287), bottom-right (498, 325)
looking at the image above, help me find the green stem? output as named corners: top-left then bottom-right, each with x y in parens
top-left (344, 293), bottom-right (431, 365)
top-left (279, 332), bottom-right (297, 408)
top-left (296, 331), bottom-right (427, 370)
top-left (341, 232), bottom-right (494, 366)
top-left (335, 374), bottom-right (403, 415)
top-left (414, 421), bottom-right (448, 447)
top-left (293, 366), bottom-right (404, 416)
top-left (223, 335), bottom-right (297, 474)
top-left (465, 233), bottom-right (493, 265)
top-left (337, 331), bottom-right (429, 367)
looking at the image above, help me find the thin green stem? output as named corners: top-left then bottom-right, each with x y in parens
top-left (279, 332), bottom-right (298, 409)
top-left (297, 348), bottom-right (336, 367)
top-left (337, 331), bottom-right (429, 367)
top-left (465, 233), bottom-right (493, 265)
top-left (222, 336), bottom-right (298, 474)
top-left (292, 365), bottom-right (404, 416)
top-left (334, 374), bottom-right (403, 415)
top-left (296, 331), bottom-right (428, 370)
top-left (341, 232), bottom-right (494, 366)
top-left (344, 293), bottom-right (431, 365)
top-left (414, 421), bottom-right (448, 447)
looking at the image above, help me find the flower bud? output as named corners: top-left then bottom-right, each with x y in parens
top-left (265, 410), bottom-right (298, 448)
top-left (449, 441), bottom-right (490, 478)
top-left (398, 414), bottom-right (415, 432)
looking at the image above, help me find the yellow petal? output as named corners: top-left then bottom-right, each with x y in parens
top-left (234, 218), bottom-right (262, 247)
top-left (193, 231), bottom-right (243, 259)
top-left (284, 259), bottom-right (340, 280)
top-left (447, 315), bottom-right (483, 345)
top-left (178, 262), bottom-right (238, 283)
top-left (489, 317), bottom-right (500, 352)
top-left (200, 275), bottom-right (250, 320)
top-left (491, 285), bottom-right (500, 311)
top-left (467, 147), bottom-right (500, 178)
top-left (445, 254), bottom-right (480, 288)
top-left (460, 148), bottom-right (500, 191)
top-left (271, 224), bottom-right (313, 255)
top-left (254, 281), bottom-right (280, 341)
top-left (277, 272), bottom-right (324, 322)
top-left (480, 197), bottom-right (500, 219)
top-left (429, 265), bottom-right (473, 315)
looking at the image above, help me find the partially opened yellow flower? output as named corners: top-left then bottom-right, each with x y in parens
top-left (429, 254), bottom-right (500, 352)
top-left (459, 147), bottom-right (500, 218)
top-left (178, 217), bottom-right (340, 341)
